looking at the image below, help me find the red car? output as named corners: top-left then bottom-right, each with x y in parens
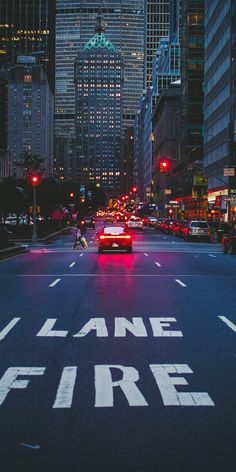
top-left (97, 225), bottom-right (132, 253)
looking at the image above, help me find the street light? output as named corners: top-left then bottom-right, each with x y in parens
top-left (30, 174), bottom-right (40, 244)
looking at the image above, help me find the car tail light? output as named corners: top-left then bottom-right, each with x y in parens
top-left (81, 220), bottom-right (85, 224)
top-left (99, 234), bottom-right (131, 240)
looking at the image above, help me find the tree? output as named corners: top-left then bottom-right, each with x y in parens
top-left (17, 151), bottom-right (45, 178)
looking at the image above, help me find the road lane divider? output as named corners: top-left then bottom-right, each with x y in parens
top-left (218, 316), bottom-right (236, 332)
top-left (144, 253), bottom-right (148, 256)
top-left (49, 278), bottom-right (61, 287)
top-left (155, 262), bottom-right (161, 267)
top-left (79, 253), bottom-right (84, 257)
top-left (175, 279), bottom-right (187, 287)
top-left (209, 254), bottom-right (216, 258)
top-left (69, 262), bottom-right (76, 268)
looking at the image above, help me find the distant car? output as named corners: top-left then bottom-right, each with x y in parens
top-left (147, 216), bottom-right (158, 227)
top-left (97, 225), bottom-right (132, 253)
top-left (182, 220), bottom-right (211, 241)
top-left (126, 216), bottom-right (143, 230)
top-left (104, 213), bottom-right (114, 223)
top-left (79, 216), bottom-right (95, 229)
top-left (223, 230), bottom-right (236, 254)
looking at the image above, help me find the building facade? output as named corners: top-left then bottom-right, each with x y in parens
top-left (74, 16), bottom-right (123, 192)
top-left (7, 57), bottom-right (54, 178)
top-left (204, 0), bottom-right (236, 222)
top-left (0, 0), bottom-right (55, 91)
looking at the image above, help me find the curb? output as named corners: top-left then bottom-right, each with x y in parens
top-left (0, 245), bottom-right (29, 260)
top-left (9, 225), bottom-right (73, 245)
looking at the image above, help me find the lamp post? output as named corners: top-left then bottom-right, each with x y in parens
top-left (30, 175), bottom-right (39, 244)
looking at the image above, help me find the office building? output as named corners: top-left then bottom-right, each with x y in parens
top-left (0, 0), bottom-right (55, 91)
top-left (74, 14), bottom-right (123, 192)
top-left (204, 0), bottom-right (236, 222)
top-left (7, 56), bottom-right (54, 178)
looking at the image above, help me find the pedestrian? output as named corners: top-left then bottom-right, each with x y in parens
top-left (73, 222), bottom-right (88, 249)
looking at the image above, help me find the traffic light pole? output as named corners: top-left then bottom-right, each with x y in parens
top-left (32, 185), bottom-right (38, 244)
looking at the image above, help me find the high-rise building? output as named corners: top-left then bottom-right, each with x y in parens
top-left (74, 14), bottom-right (123, 192)
top-left (181, 0), bottom-right (204, 161)
top-left (204, 0), bottom-right (236, 221)
top-left (7, 56), bottom-right (54, 178)
top-left (0, 0), bottom-right (55, 91)
top-left (55, 1), bottom-right (144, 181)
top-left (144, 0), bottom-right (169, 89)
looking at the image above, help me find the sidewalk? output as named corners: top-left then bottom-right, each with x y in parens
top-left (0, 225), bottom-right (73, 260)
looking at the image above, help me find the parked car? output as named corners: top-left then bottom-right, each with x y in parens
top-left (126, 216), bottom-right (143, 230)
top-left (97, 225), bottom-right (132, 253)
top-left (182, 220), bottom-right (211, 241)
top-left (147, 216), bottom-right (158, 227)
top-left (223, 230), bottom-right (236, 254)
top-left (173, 220), bottom-right (188, 237)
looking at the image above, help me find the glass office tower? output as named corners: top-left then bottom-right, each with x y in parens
top-left (0, 0), bottom-right (55, 91)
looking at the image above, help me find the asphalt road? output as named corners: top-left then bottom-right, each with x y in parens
top-left (0, 221), bottom-right (235, 471)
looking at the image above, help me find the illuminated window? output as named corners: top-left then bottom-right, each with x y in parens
top-left (24, 74), bottom-right (32, 83)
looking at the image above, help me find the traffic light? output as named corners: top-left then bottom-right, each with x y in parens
top-left (30, 174), bottom-right (40, 185)
top-left (69, 192), bottom-right (75, 198)
top-left (132, 186), bottom-right (138, 193)
top-left (80, 197), bottom-right (85, 203)
top-left (159, 159), bottom-right (170, 173)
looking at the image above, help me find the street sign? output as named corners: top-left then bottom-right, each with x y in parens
top-left (223, 167), bottom-right (235, 176)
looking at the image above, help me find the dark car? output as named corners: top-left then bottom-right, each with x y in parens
top-left (223, 230), bottom-right (236, 254)
top-left (80, 216), bottom-right (95, 229)
top-left (97, 225), bottom-right (132, 253)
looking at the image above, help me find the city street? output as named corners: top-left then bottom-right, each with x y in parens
top-left (0, 223), bottom-right (235, 471)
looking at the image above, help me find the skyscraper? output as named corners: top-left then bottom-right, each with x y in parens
top-left (55, 1), bottom-right (144, 181)
top-left (74, 14), bottom-right (123, 191)
top-left (144, 0), bottom-right (169, 89)
top-left (0, 0), bottom-right (55, 91)
top-left (204, 0), bottom-right (236, 219)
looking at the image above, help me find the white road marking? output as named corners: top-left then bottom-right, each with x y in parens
top-left (0, 318), bottom-right (21, 341)
top-left (79, 253), bottom-right (83, 257)
top-left (175, 279), bottom-right (187, 287)
top-left (69, 262), bottom-right (76, 268)
top-left (90, 241), bottom-right (93, 243)
top-left (155, 262), bottom-right (161, 267)
top-left (144, 253), bottom-right (148, 256)
top-left (49, 278), bottom-right (61, 287)
top-left (171, 241), bottom-right (176, 244)
top-left (218, 316), bottom-right (236, 332)
top-left (209, 254), bottom-right (216, 258)
top-left (53, 366), bottom-right (77, 408)
top-left (20, 443), bottom-right (41, 450)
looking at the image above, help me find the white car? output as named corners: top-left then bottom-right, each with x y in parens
top-left (126, 216), bottom-right (143, 230)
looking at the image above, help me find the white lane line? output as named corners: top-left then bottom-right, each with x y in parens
top-left (69, 262), bottom-right (76, 268)
top-left (171, 241), bottom-right (176, 244)
top-left (49, 278), bottom-right (61, 287)
top-left (218, 316), bottom-right (236, 332)
top-left (144, 253), bottom-right (148, 256)
top-left (175, 279), bottom-right (187, 287)
top-left (209, 254), bottom-right (216, 258)
top-left (155, 262), bottom-right (161, 267)
top-left (90, 241), bottom-right (93, 243)
top-left (0, 317), bottom-right (21, 341)
top-left (79, 253), bottom-right (84, 257)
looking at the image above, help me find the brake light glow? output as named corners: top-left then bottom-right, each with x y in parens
top-left (99, 234), bottom-right (131, 240)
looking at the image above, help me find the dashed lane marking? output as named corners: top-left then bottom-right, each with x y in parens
top-left (218, 316), bottom-right (236, 332)
top-left (144, 253), bottom-right (148, 256)
top-left (209, 254), bottom-right (216, 258)
top-left (49, 278), bottom-right (61, 287)
top-left (69, 262), bottom-right (76, 268)
top-left (79, 253), bottom-right (84, 257)
top-left (175, 279), bottom-right (187, 287)
top-left (155, 262), bottom-right (161, 267)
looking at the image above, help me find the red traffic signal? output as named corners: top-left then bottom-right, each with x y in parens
top-left (30, 174), bottom-right (40, 185)
top-left (80, 197), bottom-right (85, 203)
top-left (69, 192), bottom-right (75, 198)
top-left (159, 159), bottom-right (170, 173)
top-left (132, 186), bottom-right (138, 193)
